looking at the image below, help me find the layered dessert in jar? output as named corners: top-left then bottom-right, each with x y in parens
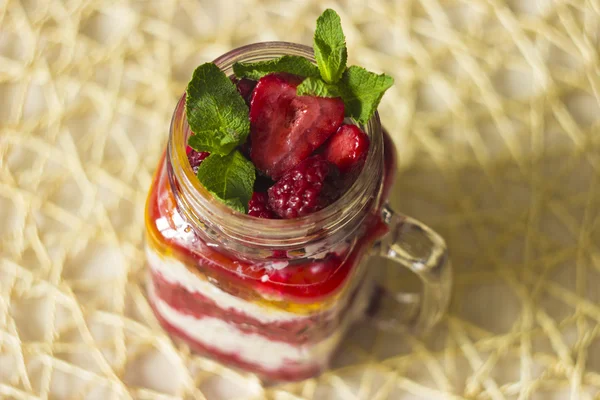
top-left (145, 10), bottom-right (398, 381)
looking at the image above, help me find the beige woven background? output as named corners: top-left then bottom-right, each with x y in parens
top-left (1, 0), bottom-right (600, 399)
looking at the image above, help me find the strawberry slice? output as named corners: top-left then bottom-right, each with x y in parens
top-left (249, 73), bottom-right (344, 179)
top-left (322, 124), bottom-right (370, 174)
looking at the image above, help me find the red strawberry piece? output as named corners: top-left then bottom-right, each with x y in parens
top-left (322, 124), bottom-right (370, 174)
top-left (186, 146), bottom-right (210, 174)
top-left (268, 155), bottom-right (333, 219)
top-left (249, 73), bottom-right (344, 179)
top-left (236, 78), bottom-right (257, 106)
top-left (248, 192), bottom-right (277, 219)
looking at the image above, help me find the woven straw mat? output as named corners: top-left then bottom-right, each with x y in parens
top-left (1, 0), bottom-right (600, 399)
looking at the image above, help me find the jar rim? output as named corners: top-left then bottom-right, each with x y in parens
top-left (168, 41), bottom-right (384, 249)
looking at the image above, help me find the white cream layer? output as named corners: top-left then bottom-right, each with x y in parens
top-left (148, 283), bottom-right (340, 370)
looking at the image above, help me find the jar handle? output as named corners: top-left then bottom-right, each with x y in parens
top-left (371, 204), bottom-right (452, 332)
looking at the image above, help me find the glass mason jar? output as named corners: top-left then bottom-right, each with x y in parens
top-left (145, 42), bottom-right (451, 382)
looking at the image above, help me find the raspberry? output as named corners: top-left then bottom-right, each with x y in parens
top-left (186, 146), bottom-right (210, 174)
top-left (248, 192), bottom-right (277, 219)
top-left (268, 155), bottom-right (332, 219)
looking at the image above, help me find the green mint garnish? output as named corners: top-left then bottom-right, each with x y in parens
top-left (186, 63), bottom-right (254, 211)
top-left (186, 63), bottom-right (250, 155)
top-left (196, 151), bottom-right (255, 213)
top-left (336, 66), bottom-right (394, 124)
top-left (313, 9), bottom-right (347, 84)
top-left (306, 9), bottom-right (393, 124)
top-left (296, 77), bottom-right (340, 98)
top-left (232, 9), bottom-right (394, 125)
top-left (233, 55), bottom-right (320, 81)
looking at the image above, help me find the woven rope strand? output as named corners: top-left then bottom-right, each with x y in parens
top-left (1, 0), bottom-right (600, 399)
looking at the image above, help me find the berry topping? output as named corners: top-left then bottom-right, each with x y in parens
top-left (248, 192), bottom-right (277, 219)
top-left (183, 10), bottom-right (393, 215)
top-left (267, 155), bottom-right (333, 219)
top-left (322, 124), bottom-right (370, 174)
top-left (236, 78), bottom-right (257, 106)
top-left (186, 146), bottom-right (210, 174)
top-left (249, 73), bottom-right (344, 179)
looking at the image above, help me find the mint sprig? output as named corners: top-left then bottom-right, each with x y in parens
top-left (336, 66), bottom-right (394, 123)
top-left (196, 151), bottom-right (255, 213)
top-left (186, 63), bottom-right (250, 155)
top-left (186, 63), bottom-right (255, 211)
top-left (233, 56), bottom-right (320, 81)
top-left (314, 9), bottom-right (347, 84)
top-left (232, 9), bottom-right (394, 124)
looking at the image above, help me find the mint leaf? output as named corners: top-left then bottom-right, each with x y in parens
top-left (296, 77), bottom-right (340, 97)
top-left (337, 66), bottom-right (394, 124)
top-left (314, 9), bottom-right (347, 83)
top-left (196, 151), bottom-right (255, 213)
top-left (233, 56), bottom-right (320, 80)
top-left (186, 63), bottom-right (250, 155)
